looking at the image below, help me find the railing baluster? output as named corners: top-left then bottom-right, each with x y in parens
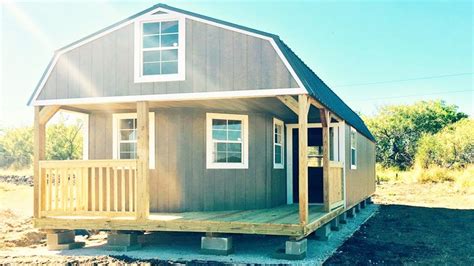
top-left (91, 167), bottom-right (96, 212)
top-left (121, 167), bottom-right (126, 212)
top-left (128, 167), bottom-right (133, 212)
top-left (46, 168), bottom-right (51, 211)
top-left (114, 167), bottom-right (118, 212)
top-left (99, 166), bottom-right (103, 212)
top-left (55, 168), bottom-right (59, 211)
top-left (134, 166), bottom-right (137, 213)
top-left (106, 166), bottom-right (111, 212)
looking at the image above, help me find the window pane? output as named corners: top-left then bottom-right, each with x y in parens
top-left (120, 152), bottom-right (132, 159)
top-left (161, 34), bottom-right (179, 48)
top-left (143, 62), bottom-right (161, 75)
top-left (228, 130), bottom-right (241, 141)
top-left (143, 35), bottom-right (160, 48)
top-left (275, 146), bottom-right (282, 164)
top-left (161, 61), bottom-right (178, 74)
top-left (143, 22), bottom-right (160, 35)
top-left (351, 148), bottom-right (356, 165)
top-left (329, 128), bottom-right (334, 161)
top-left (143, 51), bottom-right (161, 62)
top-left (212, 119), bottom-right (227, 130)
top-left (227, 143), bottom-right (242, 153)
top-left (216, 152), bottom-right (227, 163)
top-left (120, 130), bottom-right (136, 141)
top-left (228, 120), bottom-right (241, 130)
top-left (228, 152), bottom-right (242, 163)
top-left (212, 130), bottom-right (227, 140)
top-left (216, 143), bottom-right (227, 152)
top-left (161, 21), bottom-right (178, 34)
top-left (161, 49), bottom-right (178, 61)
top-left (120, 143), bottom-right (137, 157)
top-left (120, 119), bottom-right (135, 130)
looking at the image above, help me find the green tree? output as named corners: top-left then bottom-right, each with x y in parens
top-left (0, 127), bottom-right (33, 169)
top-left (416, 118), bottom-right (474, 168)
top-left (364, 100), bottom-right (467, 170)
top-left (46, 117), bottom-right (84, 160)
top-left (0, 117), bottom-right (84, 169)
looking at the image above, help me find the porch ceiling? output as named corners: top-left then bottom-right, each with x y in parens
top-left (61, 97), bottom-right (323, 123)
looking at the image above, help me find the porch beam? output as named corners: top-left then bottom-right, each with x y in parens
top-left (308, 97), bottom-right (342, 122)
top-left (39, 105), bottom-right (61, 125)
top-left (136, 101), bottom-right (150, 220)
top-left (320, 108), bottom-right (331, 212)
top-left (298, 94), bottom-right (310, 225)
top-left (277, 95), bottom-right (299, 114)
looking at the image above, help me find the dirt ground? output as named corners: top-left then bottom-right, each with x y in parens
top-left (325, 182), bottom-right (474, 265)
top-left (1, 181), bottom-right (473, 264)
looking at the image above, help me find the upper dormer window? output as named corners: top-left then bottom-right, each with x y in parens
top-left (134, 14), bottom-right (185, 82)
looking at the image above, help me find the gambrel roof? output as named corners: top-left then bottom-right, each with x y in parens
top-left (28, 3), bottom-right (375, 142)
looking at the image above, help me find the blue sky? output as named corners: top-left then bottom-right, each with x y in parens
top-left (1, 0), bottom-right (472, 127)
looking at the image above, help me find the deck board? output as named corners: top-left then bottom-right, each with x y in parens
top-left (36, 204), bottom-right (344, 237)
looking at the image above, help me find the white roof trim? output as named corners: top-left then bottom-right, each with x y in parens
top-left (29, 5), bottom-right (307, 106)
top-left (33, 88), bottom-right (307, 106)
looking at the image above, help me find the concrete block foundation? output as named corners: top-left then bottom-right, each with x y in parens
top-left (201, 235), bottom-right (233, 255)
top-left (46, 230), bottom-right (85, 251)
top-left (274, 239), bottom-right (307, 260)
top-left (314, 224), bottom-right (331, 241)
top-left (354, 204), bottom-right (361, 213)
top-left (360, 200), bottom-right (367, 209)
top-left (347, 207), bottom-right (357, 218)
top-left (106, 231), bottom-right (142, 251)
top-left (339, 212), bottom-right (348, 224)
top-left (330, 216), bottom-right (340, 231)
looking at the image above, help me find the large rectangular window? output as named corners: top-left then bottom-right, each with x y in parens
top-left (142, 20), bottom-right (179, 75)
top-left (350, 127), bottom-right (357, 169)
top-left (112, 113), bottom-right (155, 169)
top-left (206, 113), bottom-right (248, 169)
top-left (273, 118), bottom-right (284, 169)
top-left (134, 15), bottom-right (185, 83)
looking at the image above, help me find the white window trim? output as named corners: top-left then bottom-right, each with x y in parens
top-left (112, 112), bottom-right (155, 169)
top-left (350, 127), bottom-right (357, 170)
top-left (273, 118), bottom-right (285, 169)
top-left (206, 113), bottom-right (249, 169)
top-left (134, 13), bottom-right (186, 83)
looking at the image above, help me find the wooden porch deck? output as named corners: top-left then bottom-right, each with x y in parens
top-left (34, 204), bottom-right (345, 238)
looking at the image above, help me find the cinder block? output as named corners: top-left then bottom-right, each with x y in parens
top-left (339, 212), bottom-right (348, 224)
top-left (106, 232), bottom-right (142, 251)
top-left (47, 241), bottom-right (85, 251)
top-left (347, 208), bottom-right (357, 218)
top-left (201, 235), bottom-right (233, 255)
top-left (354, 204), bottom-right (361, 213)
top-left (366, 197), bottom-right (373, 204)
top-left (330, 216), bottom-right (340, 231)
top-left (274, 239), bottom-right (307, 260)
top-left (315, 224), bottom-right (331, 241)
top-left (47, 230), bottom-right (75, 245)
top-left (46, 230), bottom-right (84, 251)
top-left (360, 200), bottom-right (366, 209)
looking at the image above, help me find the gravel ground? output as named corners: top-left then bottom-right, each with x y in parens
top-left (0, 175), bottom-right (33, 186)
top-left (0, 204), bottom-right (378, 265)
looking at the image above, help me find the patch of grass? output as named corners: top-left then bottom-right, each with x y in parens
top-left (377, 164), bottom-right (474, 193)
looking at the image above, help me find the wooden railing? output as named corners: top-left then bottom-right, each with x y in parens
top-left (328, 161), bottom-right (344, 209)
top-left (38, 160), bottom-right (138, 217)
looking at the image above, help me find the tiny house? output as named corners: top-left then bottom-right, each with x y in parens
top-left (29, 4), bottom-right (376, 257)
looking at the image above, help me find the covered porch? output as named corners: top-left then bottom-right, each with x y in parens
top-left (33, 94), bottom-right (345, 239)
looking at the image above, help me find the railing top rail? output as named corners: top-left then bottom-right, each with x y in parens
top-left (39, 159), bottom-right (138, 168)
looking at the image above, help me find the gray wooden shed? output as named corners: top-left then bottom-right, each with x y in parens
top-left (29, 3), bottom-right (375, 257)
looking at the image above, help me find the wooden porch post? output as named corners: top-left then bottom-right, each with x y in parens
top-left (136, 101), bottom-right (150, 220)
top-left (320, 108), bottom-right (331, 212)
top-left (33, 105), bottom-right (60, 218)
top-left (298, 95), bottom-right (310, 225)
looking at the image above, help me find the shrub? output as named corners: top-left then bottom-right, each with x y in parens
top-left (416, 119), bottom-right (474, 169)
top-left (414, 166), bottom-right (455, 183)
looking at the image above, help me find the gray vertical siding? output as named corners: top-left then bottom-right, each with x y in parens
top-left (344, 124), bottom-right (376, 208)
top-left (88, 108), bottom-right (287, 212)
top-left (38, 19), bottom-right (298, 101)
